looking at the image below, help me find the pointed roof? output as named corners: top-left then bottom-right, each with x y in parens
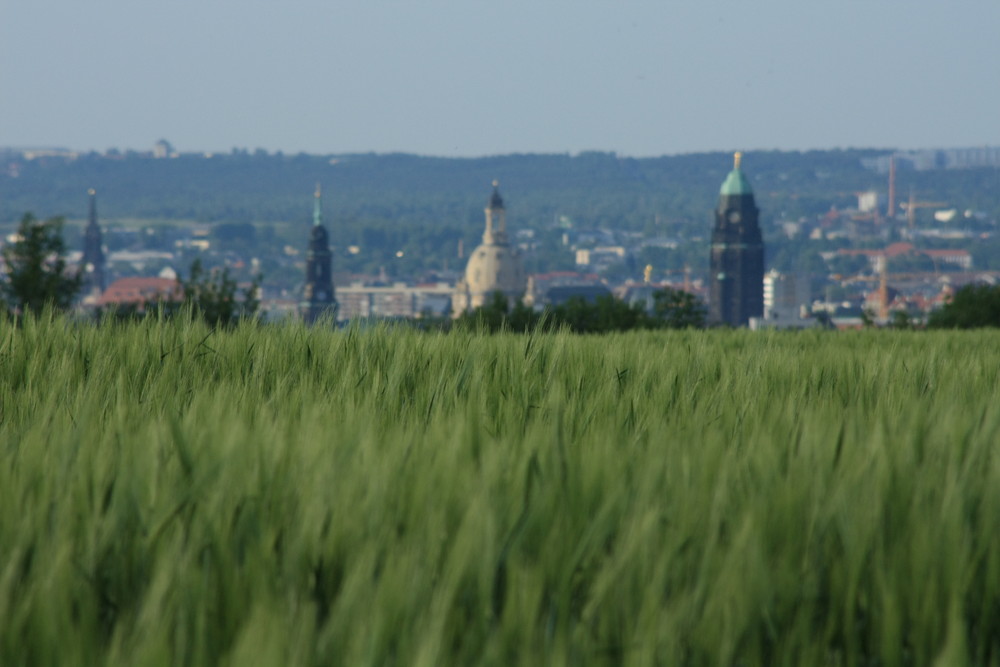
top-left (313, 183), bottom-right (323, 226)
top-left (87, 188), bottom-right (98, 226)
top-left (482, 180), bottom-right (507, 244)
top-left (719, 152), bottom-right (754, 196)
top-left (488, 179), bottom-right (504, 209)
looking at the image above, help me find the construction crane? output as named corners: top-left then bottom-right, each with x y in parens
top-left (886, 155), bottom-right (896, 219)
top-left (900, 191), bottom-right (947, 229)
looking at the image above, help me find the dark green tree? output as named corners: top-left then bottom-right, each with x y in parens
top-left (454, 291), bottom-right (540, 333)
top-left (1, 213), bottom-right (82, 315)
top-left (890, 309), bottom-right (913, 330)
top-left (181, 258), bottom-right (262, 327)
top-left (456, 291), bottom-right (705, 334)
top-left (650, 288), bottom-right (706, 329)
top-left (927, 284), bottom-right (1000, 329)
top-left (549, 295), bottom-right (649, 333)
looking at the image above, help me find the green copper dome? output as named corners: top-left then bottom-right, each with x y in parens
top-left (719, 152), bottom-right (754, 196)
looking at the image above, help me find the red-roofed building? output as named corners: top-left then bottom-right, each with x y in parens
top-left (884, 242), bottom-right (916, 257)
top-left (99, 277), bottom-right (182, 308)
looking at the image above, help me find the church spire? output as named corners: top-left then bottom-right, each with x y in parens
top-left (483, 180), bottom-right (507, 243)
top-left (489, 179), bottom-right (504, 210)
top-left (313, 183), bottom-right (322, 226)
top-left (302, 184), bottom-right (337, 324)
top-left (81, 188), bottom-right (106, 298)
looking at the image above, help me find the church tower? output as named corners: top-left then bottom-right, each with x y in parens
top-left (452, 181), bottom-right (526, 315)
top-left (301, 184), bottom-right (337, 323)
top-left (81, 188), bottom-right (106, 300)
top-left (709, 153), bottom-right (764, 326)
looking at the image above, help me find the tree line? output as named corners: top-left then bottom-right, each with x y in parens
top-left (453, 289), bottom-right (706, 333)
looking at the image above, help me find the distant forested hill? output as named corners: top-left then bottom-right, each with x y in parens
top-left (0, 148), bottom-right (926, 227)
top-left (2, 148), bottom-right (998, 280)
top-left (4, 148), bottom-right (998, 228)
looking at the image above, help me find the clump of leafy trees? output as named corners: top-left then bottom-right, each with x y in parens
top-left (103, 259), bottom-right (262, 328)
top-left (177, 258), bottom-right (261, 327)
top-left (928, 284), bottom-right (1000, 329)
top-left (0, 210), bottom-right (261, 326)
top-left (455, 287), bottom-right (705, 333)
top-left (1, 213), bottom-right (82, 315)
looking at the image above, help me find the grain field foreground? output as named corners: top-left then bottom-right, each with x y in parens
top-left (1, 315), bottom-right (999, 665)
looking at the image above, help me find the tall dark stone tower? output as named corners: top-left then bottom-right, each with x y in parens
top-left (301, 184), bottom-right (337, 323)
top-left (709, 153), bottom-right (764, 326)
top-left (81, 188), bottom-right (106, 299)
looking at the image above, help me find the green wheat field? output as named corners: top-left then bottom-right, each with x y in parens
top-left (2, 314), bottom-right (999, 665)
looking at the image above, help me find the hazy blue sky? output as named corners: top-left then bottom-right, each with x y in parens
top-left (2, 1), bottom-right (998, 157)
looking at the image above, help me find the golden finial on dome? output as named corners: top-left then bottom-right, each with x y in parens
top-left (88, 188), bottom-right (96, 196)
top-left (734, 152), bottom-right (742, 169)
top-left (492, 179), bottom-right (499, 188)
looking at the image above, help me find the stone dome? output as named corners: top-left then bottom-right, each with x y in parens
top-left (464, 242), bottom-right (525, 297)
top-left (453, 182), bottom-right (527, 314)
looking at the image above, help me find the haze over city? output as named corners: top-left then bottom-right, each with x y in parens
top-left (3, 1), bottom-right (999, 157)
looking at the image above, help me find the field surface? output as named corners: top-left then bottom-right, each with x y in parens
top-left (2, 316), bottom-right (999, 665)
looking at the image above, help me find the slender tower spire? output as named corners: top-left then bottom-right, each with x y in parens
top-left (301, 184), bottom-right (337, 324)
top-left (313, 183), bottom-right (323, 226)
top-left (81, 188), bottom-right (106, 299)
top-left (483, 179), bottom-right (506, 244)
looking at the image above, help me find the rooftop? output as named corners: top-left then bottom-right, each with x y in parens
top-left (719, 151), bottom-right (754, 196)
